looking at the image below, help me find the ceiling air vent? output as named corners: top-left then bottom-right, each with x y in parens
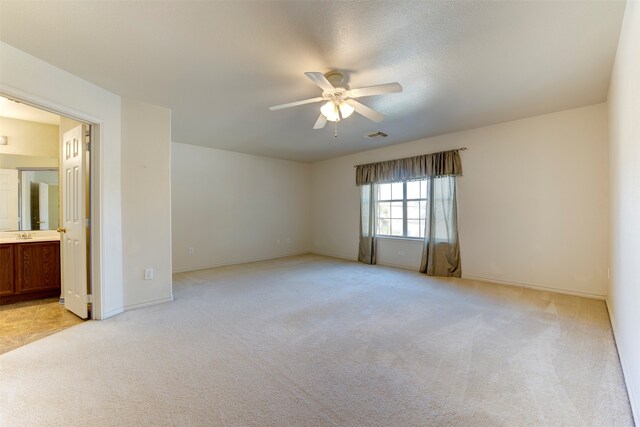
top-left (365, 131), bottom-right (388, 139)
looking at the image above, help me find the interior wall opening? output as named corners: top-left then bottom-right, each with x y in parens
top-left (0, 94), bottom-right (93, 354)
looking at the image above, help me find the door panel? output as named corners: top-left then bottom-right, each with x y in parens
top-left (61, 125), bottom-right (88, 319)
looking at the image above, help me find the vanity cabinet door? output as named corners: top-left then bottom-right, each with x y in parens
top-left (0, 244), bottom-right (15, 296)
top-left (15, 242), bottom-right (61, 293)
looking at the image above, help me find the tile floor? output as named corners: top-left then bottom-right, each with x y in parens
top-left (0, 298), bottom-right (85, 355)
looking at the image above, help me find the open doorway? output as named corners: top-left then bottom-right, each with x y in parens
top-left (0, 95), bottom-right (91, 354)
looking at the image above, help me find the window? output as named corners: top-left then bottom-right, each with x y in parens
top-left (376, 180), bottom-right (428, 238)
top-left (374, 177), bottom-right (456, 241)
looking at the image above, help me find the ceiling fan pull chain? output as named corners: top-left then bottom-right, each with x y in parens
top-left (334, 121), bottom-right (338, 138)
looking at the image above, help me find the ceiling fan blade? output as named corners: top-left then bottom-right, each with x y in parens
top-left (349, 82), bottom-right (403, 98)
top-left (269, 97), bottom-right (324, 111)
top-left (345, 99), bottom-right (384, 122)
top-left (313, 114), bottom-right (327, 129)
top-left (305, 72), bottom-right (335, 91)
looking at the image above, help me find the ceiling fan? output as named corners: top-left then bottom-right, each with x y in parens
top-left (269, 71), bottom-right (403, 132)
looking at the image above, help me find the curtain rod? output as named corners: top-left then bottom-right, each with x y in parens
top-left (353, 147), bottom-right (467, 168)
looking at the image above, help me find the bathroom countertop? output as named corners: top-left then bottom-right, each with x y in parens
top-left (0, 236), bottom-right (61, 244)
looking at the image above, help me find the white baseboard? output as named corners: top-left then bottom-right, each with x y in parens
top-left (311, 250), bottom-right (606, 300)
top-left (462, 274), bottom-right (606, 300)
top-left (172, 251), bottom-right (311, 274)
top-left (310, 250), bottom-right (357, 262)
top-left (606, 299), bottom-right (639, 426)
top-left (101, 307), bottom-right (124, 320)
top-left (377, 260), bottom-right (420, 271)
top-left (124, 296), bottom-right (174, 312)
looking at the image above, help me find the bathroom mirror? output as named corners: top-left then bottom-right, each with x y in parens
top-left (0, 154), bottom-right (59, 231)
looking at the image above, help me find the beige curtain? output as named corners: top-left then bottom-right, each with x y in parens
top-left (419, 176), bottom-right (461, 277)
top-left (358, 183), bottom-right (377, 264)
top-left (356, 149), bottom-right (462, 186)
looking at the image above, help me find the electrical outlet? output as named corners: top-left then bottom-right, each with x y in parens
top-left (144, 268), bottom-right (154, 280)
top-left (398, 251), bottom-right (406, 256)
top-left (188, 247), bottom-right (194, 255)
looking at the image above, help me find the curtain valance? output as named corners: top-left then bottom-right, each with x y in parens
top-left (355, 149), bottom-right (462, 186)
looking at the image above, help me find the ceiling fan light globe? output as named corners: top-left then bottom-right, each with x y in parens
top-left (320, 101), bottom-right (355, 122)
top-left (320, 101), bottom-right (338, 121)
top-left (339, 102), bottom-right (355, 119)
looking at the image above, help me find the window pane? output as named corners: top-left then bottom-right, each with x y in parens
top-left (391, 182), bottom-right (403, 199)
top-left (407, 220), bottom-right (420, 238)
top-left (379, 183), bottom-right (391, 200)
top-left (378, 219), bottom-right (390, 235)
top-left (407, 201), bottom-right (420, 219)
top-left (420, 180), bottom-right (428, 199)
top-left (391, 201), bottom-right (403, 218)
top-left (420, 201), bottom-right (427, 219)
top-left (420, 218), bottom-right (426, 238)
top-left (391, 219), bottom-right (403, 236)
top-left (407, 181), bottom-right (420, 199)
top-left (378, 202), bottom-right (390, 218)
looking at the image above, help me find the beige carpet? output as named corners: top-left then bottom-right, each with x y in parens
top-left (0, 254), bottom-right (633, 426)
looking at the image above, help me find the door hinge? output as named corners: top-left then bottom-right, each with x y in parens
top-left (85, 294), bottom-right (93, 304)
top-left (83, 218), bottom-right (90, 228)
top-left (84, 140), bottom-right (91, 151)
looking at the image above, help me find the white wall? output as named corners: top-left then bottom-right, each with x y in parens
top-left (0, 117), bottom-right (58, 157)
top-left (311, 103), bottom-right (609, 298)
top-left (0, 41), bottom-right (124, 319)
top-left (607, 1), bottom-right (640, 423)
top-left (121, 98), bottom-right (173, 309)
top-left (172, 142), bottom-right (310, 272)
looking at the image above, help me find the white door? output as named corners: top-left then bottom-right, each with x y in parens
top-left (61, 125), bottom-right (88, 319)
top-left (38, 182), bottom-right (49, 230)
top-left (0, 169), bottom-right (19, 231)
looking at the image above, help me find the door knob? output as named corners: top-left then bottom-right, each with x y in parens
top-left (57, 227), bottom-right (67, 233)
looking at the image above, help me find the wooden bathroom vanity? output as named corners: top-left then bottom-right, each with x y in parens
top-left (0, 239), bottom-right (61, 304)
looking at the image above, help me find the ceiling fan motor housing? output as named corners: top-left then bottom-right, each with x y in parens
top-left (322, 72), bottom-right (349, 104)
top-left (324, 71), bottom-right (347, 87)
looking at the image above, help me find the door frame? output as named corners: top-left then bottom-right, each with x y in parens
top-left (1, 88), bottom-right (104, 319)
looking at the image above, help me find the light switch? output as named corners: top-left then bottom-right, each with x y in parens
top-left (144, 268), bottom-right (154, 280)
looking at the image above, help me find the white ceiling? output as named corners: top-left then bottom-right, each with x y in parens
top-left (0, 96), bottom-right (59, 125)
top-left (0, 1), bottom-right (626, 162)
